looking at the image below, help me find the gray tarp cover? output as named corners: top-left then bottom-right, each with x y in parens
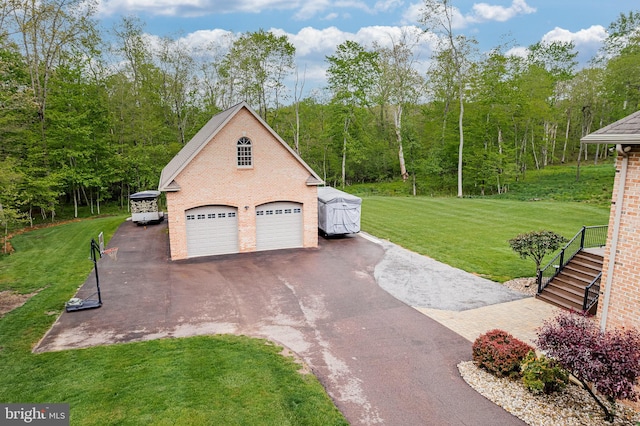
top-left (317, 187), bottom-right (362, 235)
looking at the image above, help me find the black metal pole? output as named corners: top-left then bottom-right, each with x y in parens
top-left (90, 239), bottom-right (103, 305)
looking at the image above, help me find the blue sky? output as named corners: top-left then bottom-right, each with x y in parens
top-left (95, 0), bottom-right (639, 95)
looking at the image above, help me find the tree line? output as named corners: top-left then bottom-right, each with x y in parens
top-left (1, 0), bottom-right (639, 235)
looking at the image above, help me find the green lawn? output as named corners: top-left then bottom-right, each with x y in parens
top-left (0, 217), bottom-right (347, 425)
top-left (361, 197), bottom-right (610, 282)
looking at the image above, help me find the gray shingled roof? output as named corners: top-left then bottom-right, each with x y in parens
top-left (158, 101), bottom-right (323, 191)
top-left (581, 109), bottom-right (640, 144)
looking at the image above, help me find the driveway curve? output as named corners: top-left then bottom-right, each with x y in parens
top-left (36, 221), bottom-right (525, 425)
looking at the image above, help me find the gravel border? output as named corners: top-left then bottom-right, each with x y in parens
top-left (502, 277), bottom-right (538, 296)
top-left (459, 361), bottom-right (640, 425)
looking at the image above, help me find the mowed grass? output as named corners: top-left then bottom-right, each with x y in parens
top-left (361, 197), bottom-right (610, 282)
top-left (492, 163), bottom-right (615, 205)
top-left (0, 217), bottom-right (347, 425)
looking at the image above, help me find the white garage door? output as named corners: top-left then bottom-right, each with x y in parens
top-left (256, 202), bottom-right (303, 251)
top-left (185, 205), bottom-right (238, 257)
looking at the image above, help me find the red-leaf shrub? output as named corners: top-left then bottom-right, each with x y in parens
top-left (537, 311), bottom-right (640, 421)
top-left (472, 329), bottom-right (534, 377)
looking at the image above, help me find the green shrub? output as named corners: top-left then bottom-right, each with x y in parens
top-left (472, 329), bottom-right (534, 378)
top-left (521, 351), bottom-right (569, 395)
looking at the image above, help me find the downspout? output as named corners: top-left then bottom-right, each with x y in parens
top-left (600, 144), bottom-right (630, 332)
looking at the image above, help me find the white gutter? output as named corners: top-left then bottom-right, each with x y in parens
top-left (600, 144), bottom-right (630, 332)
top-left (581, 134), bottom-right (640, 143)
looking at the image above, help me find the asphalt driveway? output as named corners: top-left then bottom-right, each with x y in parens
top-left (36, 221), bottom-right (526, 425)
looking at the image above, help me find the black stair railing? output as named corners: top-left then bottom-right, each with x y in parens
top-left (537, 225), bottom-right (608, 295)
top-left (583, 272), bottom-right (602, 312)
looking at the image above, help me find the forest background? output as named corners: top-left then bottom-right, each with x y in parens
top-left (1, 0), bottom-right (639, 231)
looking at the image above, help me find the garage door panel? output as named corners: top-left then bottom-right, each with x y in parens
top-left (186, 206), bottom-right (238, 257)
top-left (256, 202), bottom-right (303, 251)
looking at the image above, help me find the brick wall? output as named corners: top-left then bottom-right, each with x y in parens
top-left (166, 108), bottom-right (318, 260)
top-left (597, 147), bottom-right (640, 331)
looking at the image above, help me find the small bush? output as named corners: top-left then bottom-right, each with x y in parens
top-left (521, 351), bottom-right (569, 395)
top-left (472, 329), bottom-right (534, 378)
top-left (537, 310), bottom-right (640, 421)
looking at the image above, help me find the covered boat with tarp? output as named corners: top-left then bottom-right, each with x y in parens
top-left (317, 187), bottom-right (361, 236)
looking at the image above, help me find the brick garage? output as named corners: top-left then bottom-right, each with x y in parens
top-left (582, 110), bottom-right (640, 332)
top-left (158, 102), bottom-right (323, 260)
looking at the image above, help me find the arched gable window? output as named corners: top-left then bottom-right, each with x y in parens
top-left (237, 137), bottom-right (252, 167)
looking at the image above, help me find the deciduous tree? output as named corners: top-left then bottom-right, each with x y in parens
top-left (219, 29), bottom-right (295, 121)
top-left (527, 41), bottom-right (578, 167)
top-left (7, 0), bottom-right (98, 158)
top-left (157, 36), bottom-right (199, 146)
top-left (326, 40), bottom-right (380, 187)
top-left (420, 0), bottom-right (478, 197)
top-left (0, 157), bottom-right (25, 252)
top-left (374, 30), bottom-right (424, 181)
top-left (508, 230), bottom-right (567, 276)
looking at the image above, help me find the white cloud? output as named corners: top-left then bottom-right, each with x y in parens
top-left (542, 25), bottom-right (607, 46)
top-left (403, 0), bottom-right (536, 29)
top-left (286, 26), bottom-right (348, 56)
top-left (505, 45), bottom-right (528, 59)
top-left (541, 25), bottom-right (609, 65)
top-left (374, 0), bottom-right (403, 13)
top-left (401, 2), bottom-right (422, 25)
top-left (293, 0), bottom-right (331, 20)
top-left (334, 0), bottom-right (371, 13)
top-left (322, 12), bottom-right (340, 21)
top-left (179, 29), bottom-right (236, 51)
top-left (97, 0), bottom-right (303, 17)
top-left (505, 25), bottom-right (608, 66)
top-left (469, 0), bottom-right (535, 23)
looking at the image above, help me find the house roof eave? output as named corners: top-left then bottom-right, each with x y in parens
top-left (581, 134), bottom-right (640, 144)
top-left (581, 109), bottom-right (640, 144)
top-left (306, 176), bottom-right (324, 186)
top-left (158, 179), bottom-right (182, 192)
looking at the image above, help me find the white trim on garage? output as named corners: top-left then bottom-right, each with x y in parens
top-left (256, 202), bottom-right (303, 251)
top-left (185, 205), bottom-right (239, 257)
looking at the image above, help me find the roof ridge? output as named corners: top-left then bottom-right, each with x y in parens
top-left (158, 102), bottom-right (323, 191)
